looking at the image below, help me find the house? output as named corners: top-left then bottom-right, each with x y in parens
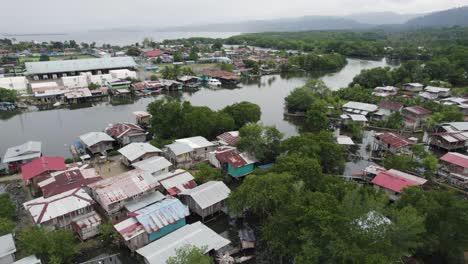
top-left (3, 141), bottom-right (42, 171)
top-left (0, 76), bottom-right (29, 94)
top-left (0, 234), bottom-right (15, 264)
top-left (38, 166), bottom-right (102, 198)
top-left (136, 221), bottom-right (231, 264)
top-left (208, 147), bottom-right (256, 178)
top-left (71, 211), bottom-right (102, 240)
top-left (153, 169), bottom-right (197, 196)
top-left (201, 70), bottom-right (240, 85)
top-left (373, 86), bottom-right (398, 97)
top-left (64, 88), bottom-right (93, 104)
top-left (31, 83), bottom-right (66, 104)
top-left (435, 122), bottom-right (468, 133)
top-left (109, 69), bottom-right (137, 80)
top-left (133, 156), bottom-right (172, 177)
top-left (403, 83), bottom-right (424, 92)
top-left (114, 197), bottom-right (189, 251)
top-left (336, 135), bottom-right (355, 146)
top-left (159, 79), bottom-right (182, 90)
top-left (21, 156), bottom-right (67, 194)
top-left (439, 152), bottom-right (468, 189)
top-left (78, 253), bottom-right (122, 264)
top-left (373, 101), bottom-right (404, 121)
top-left (216, 131), bottom-right (240, 146)
top-left (62, 75), bottom-right (88, 89)
top-left (439, 97), bottom-right (468, 115)
top-left (402, 106), bottom-right (431, 129)
top-left (79, 132), bottom-right (115, 154)
top-left (124, 191), bottom-right (166, 214)
top-left (105, 123), bottom-right (147, 146)
top-left (23, 188), bottom-right (97, 230)
top-left (429, 132), bottom-right (468, 151)
top-left (164, 142), bottom-right (194, 168)
top-left (145, 50), bottom-right (165, 58)
top-left (179, 181), bottom-right (231, 219)
top-left (371, 169), bottom-right (427, 200)
top-left (342, 101), bottom-right (378, 116)
top-left (118, 143), bottom-right (162, 166)
top-left (174, 136), bottom-right (216, 161)
top-left (423, 86), bottom-right (451, 98)
top-left (373, 133), bottom-right (414, 154)
top-left (88, 169), bottom-right (159, 219)
top-left (177, 76), bottom-right (200, 87)
top-left (341, 114), bottom-right (368, 125)
top-left (133, 111), bottom-right (152, 127)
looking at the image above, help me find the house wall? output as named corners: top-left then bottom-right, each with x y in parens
top-left (87, 142), bottom-right (113, 154)
top-left (148, 218), bottom-right (186, 242)
top-left (120, 134), bottom-right (146, 146)
top-left (41, 205), bottom-right (94, 230)
top-left (441, 161), bottom-right (468, 176)
top-left (126, 232), bottom-right (149, 252)
top-left (192, 146), bottom-right (216, 161)
top-left (128, 152), bottom-right (160, 165)
top-left (182, 196), bottom-right (225, 218)
top-left (228, 164), bottom-right (254, 178)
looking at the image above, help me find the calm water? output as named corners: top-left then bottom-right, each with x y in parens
top-left (0, 58), bottom-right (393, 159)
top-left (1, 31), bottom-right (241, 46)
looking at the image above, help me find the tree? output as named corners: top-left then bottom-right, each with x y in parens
top-left (126, 46), bottom-right (141, 56)
top-left (193, 163), bottom-right (223, 184)
top-left (273, 154), bottom-right (324, 190)
top-left (188, 50), bottom-right (198, 61)
top-left (421, 154), bottom-right (438, 179)
top-left (18, 227), bottom-right (77, 264)
top-left (150, 74), bottom-right (158, 81)
top-left (236, 123), bottom-right (283, 163)
top-left (99, 221), bottom-right (119, 246)
top-left (0, 87), bottom-right (17, 102)
top-left (39, 54), bottom-right (50, 61)
top-left (0, 217), bottom-right (14, 236)
top-left (351, 67), bottom-right (394, 88)
top-left (383, 154), bottom-right (416, 173)
top-left (87, 82), bottom-right (99, 90)
top-left (211, 41), bottom-right (223, 51)
top-left (305, 99), bottom-right (329, 131)
top-left (0, 194), bottom-right (15, 219)
top-left (173, 52), bottom-right (183, 62)
top-left (166, 245), bottom-right (212, 264)
top-left (219, 63), bottom-right (234, 72)
top-left (221, 101), bottom-right (261, 128)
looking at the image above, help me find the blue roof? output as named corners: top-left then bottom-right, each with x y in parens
top-left (134, 197), bottom-right (189, 234)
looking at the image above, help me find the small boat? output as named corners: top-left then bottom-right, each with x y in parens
top-left (53, 102), bottom-right (62, 107)
top-left (208, 78), bottom-right (222, 87)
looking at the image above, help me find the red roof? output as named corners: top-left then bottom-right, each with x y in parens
top-left (39, 168), bottom-right (103, 198)
top-left (371, 169), bottom-right (427, 193)
top-left (440, 152), bottom-right (468, 169)
top-left (145, 50), bottom-right (164, 57)
top-left (215, 148), bottom-right (247, 168)
top-left (217, 131), bottom-right (240, 146)
top-left (404, 106), bottom-right (431, 116)
top-left (105, 123), bottom-right (145, 139)
top-left (375, 132), bottom-right (413, 149)
top-left (21, 157), bottom-right (66, 181)
top-left (378, 101), bottom-right (404, 111)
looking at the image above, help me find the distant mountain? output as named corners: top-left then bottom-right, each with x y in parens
top-left (345, 12), bottom-right (420, 25)
top-left (157, 16), bottom-right (371, 33)
top-left (406, 6), bottom-right (468, 27)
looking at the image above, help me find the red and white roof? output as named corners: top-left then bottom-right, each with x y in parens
top-left (440, 152), bottom-right (468, 169)
top-left (375, 132), bottom-right (413, 149)
top-left (371, 169), bottom-right (427, 193)
top-left (217, 131), bottom-right (240, 146)
top-left (21, 157), bottom-right (66, 181)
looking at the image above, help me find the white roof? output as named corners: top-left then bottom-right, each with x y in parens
top-left (156, 169), bottom-right (195, 193)
top-left (30, 81), bottom-right (60, 89)
top-left (443, 122), bottom-right (468, 132)
top-left (0, 76), bottom-right (28, 92)
top-left (175, 136), bottom-right (215, 149)
top-left (405, 83), bottom-right (424, 87)
top-left (12, 255), bottom-right (41, 264)
top-left (425, 86), bottom-right (450, 93)
top-left (133, 156), bottom-right (172, 174)
top-left (165, 142), bottom-right (193, 156)
top-left (0, 234), bottom-right (16, 258)
top-left (124, 191), bottom-right (165, 212)
top-left (342, 101), bottom-right (378, 113)
top-left (23, 188), bottom-right (94, 224)
top-left (25, 57), bottom-right (136, 75)
top-left (118, 143), bottom-right (162, 162)
top-left (137, 221), bottom-right (230, 264)
top-left (79, 132), bottom-right (114, 147)
top-left (3, 141), bottom-right (42, 164)
top-left (114, 217), bottom-right (146, 241)
top-left (374, 86), bottom-right (397, 92)
top-left (349, 114), bottom-right (368, 122)
top-left (180, 181), bottom-right (230, 209)
top-left (337, 136), bottom-right (355, 145)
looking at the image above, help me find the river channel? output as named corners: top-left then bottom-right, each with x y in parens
top-left (0, 58), bottom-right (395, 159)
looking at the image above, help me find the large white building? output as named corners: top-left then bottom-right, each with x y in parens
top-left (0, 76), bottom-right (29, 94)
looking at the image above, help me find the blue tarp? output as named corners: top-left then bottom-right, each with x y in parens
top-left (258, 163), bottom-right (274, 169)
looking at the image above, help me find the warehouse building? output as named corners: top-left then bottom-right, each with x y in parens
top-left (25, 57), bottom-right (137, 80)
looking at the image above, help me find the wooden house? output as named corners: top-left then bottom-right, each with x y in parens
top-left (79, 132), bottom-right (115, 154)
top-left (402, 106), bottom-right (431, 129)
top-left (179, 181), bottom-right (230, 219)
top-left (208, 147), bottom-right (256, 178)
top-left (105, 123), bottom-right (147, 146)
top-left (118, 142), bottom-right (162, 166)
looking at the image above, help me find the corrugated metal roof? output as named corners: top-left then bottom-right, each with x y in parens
top-left (155, 169), bottom-right (196, 195)
top-left (133, 197), bottom-right (189, 233)
top-left (443, 122), bottom-right (468, 132)
top-left (21, 156), bottom-right (66, 181)
top-left (337, 136), bottom-right (355, 145)
top-left (136, 221), bottom-right (230, 264)
top-left (25, 57), bottom-right (136, 75)
top-left (440, 152), bottom-right (468, 169)
top-left (375, 132), bottom-right (413, 149)
top-left (118, 143), bottom-right (162, 163)
top-left (0, 234), bottom-right (15, 258)
top-left (39, 167), bottom-right (102, 198)
top-left (79, 132), bottom-right (114, 147)
top-left (217, 131), bottom-right (240, 146)
top-left (371, 169), bottom-right (427, 193)
top-left (88, 169), bottom-right (159, 208)
top-left (404, 106), bottom-right (431, 116)
top-left (3, 141), bottom-right (42, 164)
top-left (165, 142), bottom-right (193, 156)
top-left (105, 123), bottom-right (145, 139)
top-left (114, 217), bottom-right (146, 241)
top-left (72, 210), bottom-right (102, 229)
top-left (342, 101), bottom-right (378, 113)
top-left (23, 188), bottom-right (94, 224)
top-left (133, 156), bottom-right (172, 175)
top-left (180, 181), bottom-right (230, 209)
top-left (175, 136), bottom-right (214, 149)
top-left (125, 191), bottom-right (166, 213)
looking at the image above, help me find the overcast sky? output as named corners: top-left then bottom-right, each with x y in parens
top-left (2, 0), bottom-right (468, 33)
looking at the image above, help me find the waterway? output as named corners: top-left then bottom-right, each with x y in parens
top-left (0, 58), bottom-right (394, 160)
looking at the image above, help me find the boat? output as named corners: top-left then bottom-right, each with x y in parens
top-left (53, 102), bottom-right (62, 107)
top-left (208, 78), bottom-right (222, 87)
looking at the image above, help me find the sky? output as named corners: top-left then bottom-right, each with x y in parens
top-left (1, 0), bottom-right (468, 33)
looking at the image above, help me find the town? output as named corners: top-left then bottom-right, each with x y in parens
top-left (1, 5), bottom-right (468, 264)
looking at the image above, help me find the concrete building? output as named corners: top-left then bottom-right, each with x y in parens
top-left (0, 76), bottom-right (29, 94)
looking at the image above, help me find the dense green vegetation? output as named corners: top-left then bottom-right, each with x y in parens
top-left (167, 245), bottom-right (212, 264)
top-left (0, 88), bottom-right (17, 102)
top-left (0, 194), bottom-right (16, 236)
top-left (282, 52), bottom-right (347, 73)
top-left (147, 99), bottom-right (261, 141)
